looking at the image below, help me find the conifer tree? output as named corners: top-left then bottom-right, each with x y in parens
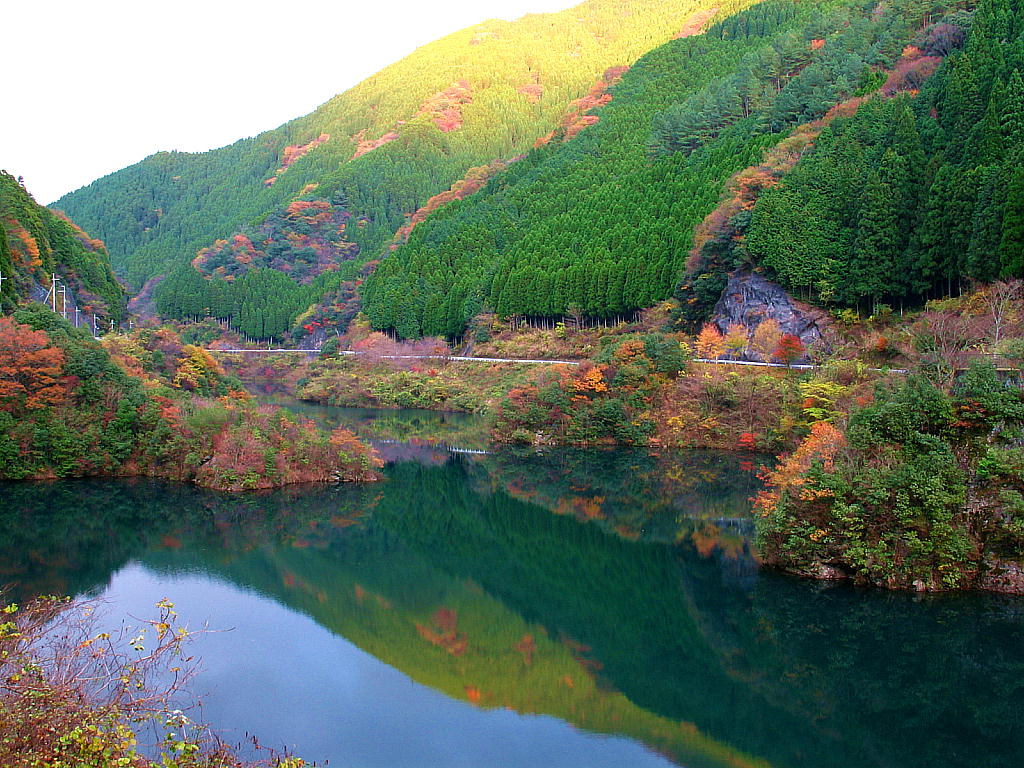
top-left (850, 171), bottom-right (898, 307)
top-left (1000, 164), bottom-right (1024, 277)
top-left (1001, 70), bottom-right (1024, 146)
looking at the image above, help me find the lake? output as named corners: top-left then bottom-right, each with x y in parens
top-left (2, 406), bottom-right (1023, 768)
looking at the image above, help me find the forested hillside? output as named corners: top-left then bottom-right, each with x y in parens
top-left (728, 0), bottom-right (1024, 316)
top-left (0, 171), bottom-right (125, 323)
top-left (153, 262), bottom-right (359, 340)
top-left (55, 0), bottom-right (1012, 344)
top-left (362, 0), bottom-right (957, 339)
top-left (56, 0), bottom-right (738, 297)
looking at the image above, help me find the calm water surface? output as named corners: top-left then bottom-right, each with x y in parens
top-left (2, 406), bottom-right (1023, 768)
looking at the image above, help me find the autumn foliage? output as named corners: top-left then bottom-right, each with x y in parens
top-left (265, 132), bottom-right (331, 184)
top-left (193, 403), bottom-right (381, 491)
top-left (495, 333), bottom-right (688, 445)
top-left (350, 130), bottom-right (400, 159)
top-left (416, 80), bottom-right (473, 132)
top-left (0, 318), bottom-right (67, 413)
top-left (673, 6), bottom-right (718, 38)
top-left (416, 608), bottom-right (468, 656)
top-left (192, 196), bottom-right (356, 284)
top-left (751, 319), bottom-right (782, 363)
top-left (773, 333), bottom-right (806, 366)
top-left (0, 309), bottom-right (381, 490)
top-left (534, 66), bottom-right (628, 147)
top-left (392, 161), bottom-right (507, 246)
top-left (753, 421), bottom-right (846, 519)
top-left (694, 324), bottom-right (726, 360)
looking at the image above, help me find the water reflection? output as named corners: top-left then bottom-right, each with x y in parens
top-left (264, 399), bottom-right (494, 459)
top-left (2, 446), bottom-right (1023, 768)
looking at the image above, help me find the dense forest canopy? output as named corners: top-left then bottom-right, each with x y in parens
top-left (362, 0), bottom-right (953, 339)
top-left (738, 0), bottom-right (1024, 313)
top-left (51, 0), bottom-right (1024, 344)
top-left (56, 0), bottom-right (737, 293)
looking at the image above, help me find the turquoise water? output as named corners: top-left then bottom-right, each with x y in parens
top-left (2, 408), bottom-right (1022, 767)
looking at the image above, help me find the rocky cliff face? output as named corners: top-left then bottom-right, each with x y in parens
top-left (710, 270), bottom-right (828, 359)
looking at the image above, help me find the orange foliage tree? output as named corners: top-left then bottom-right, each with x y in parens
top-left (8, 224), bottom-right (42, 269)
top-left (567, 362), bottom-right (610, 397)
top-left (774, 333), bottom-right (806, 367)
top-left (694, 324), bottom-right (726, 360)
top-left (0, 318), bottom-right (67, 413)
top-left (754, 421), bottom-right (846, 518)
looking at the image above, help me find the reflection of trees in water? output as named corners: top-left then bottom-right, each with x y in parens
top-left (480, 448), bottom-right (763, 556)
top-left (0, 479), bottom-right (374, 601)
top-left (371, 461), bottom-right (1024, 768)
top-left (3, 457), bottom-right (1024, 768)
top-left (258, 399), bottom-right (494, 451)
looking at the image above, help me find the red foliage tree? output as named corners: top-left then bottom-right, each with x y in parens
top-left (0, 318), bottom-right (67, 413)
top-left (773, 333), bottom-right (806, 367)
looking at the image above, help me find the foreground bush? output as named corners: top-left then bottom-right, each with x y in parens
top-left (0, 596), bottom-right (305, 767)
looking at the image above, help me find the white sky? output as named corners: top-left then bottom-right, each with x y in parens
top-left (2, 0), bottom-right (576, 204)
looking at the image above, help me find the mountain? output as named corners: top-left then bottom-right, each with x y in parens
top-left (57, 0), bottom-right (1014, 344)
top-left (55, 0), bottom-right (745, 298)
top-left (362, 0), bottom-right (981, 338)
top-left (0, 171), bottom-right (125, 324)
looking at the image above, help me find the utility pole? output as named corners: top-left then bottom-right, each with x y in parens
top-left (51, 274), bottom-right (58, 313)
top-left (74, 307), bottom-right (82, 328)
top-left (58, 285), bottom-right (68, 320)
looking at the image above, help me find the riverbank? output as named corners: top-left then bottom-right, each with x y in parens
top-left (0, 595), bottom-right (307, 768)
top-left (297, 354), bottom-right (540, 413)
top-left (0, 308), bottom-right (381, 491)
top-left (290, 297), bottom-right (1024, 593)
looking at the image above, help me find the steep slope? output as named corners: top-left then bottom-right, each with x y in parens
top-left (737, 0), bottom-right (1022, 313)
top-left (361, 0), bottom-right (942, 338)
top-left (0, 171), bottom-right (125, 323)
top-left (56, 0), bottom-right (744, 295)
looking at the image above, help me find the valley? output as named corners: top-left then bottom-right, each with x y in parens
top-left (4, 0), bottom-right (1024, 765)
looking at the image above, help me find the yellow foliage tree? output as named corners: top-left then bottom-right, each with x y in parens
top-left (751, 318), bottom-right (782, 362)
top-left (724, 323), bottom-right (748, 359)
top-left (172, 345), bottom-right (224, 393)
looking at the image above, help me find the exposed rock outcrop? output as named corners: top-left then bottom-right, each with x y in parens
top-left (978, 558), bottom-right (1024, 594)
top-left (710, 270), bottom-right (829, 359)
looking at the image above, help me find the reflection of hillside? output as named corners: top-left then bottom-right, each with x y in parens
top-left (480, 448), bottom-right (762, 552)
top-left (377, 462), bottom-right (1024, 768)
top-left (4, 457), bottom-right (1024, 768)
top-left (0, 479), bottom-right (375, 601)
top-left (262, 399), bottom-right (493, 451)
top-left (145, 529), bottom-right (770, 768)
